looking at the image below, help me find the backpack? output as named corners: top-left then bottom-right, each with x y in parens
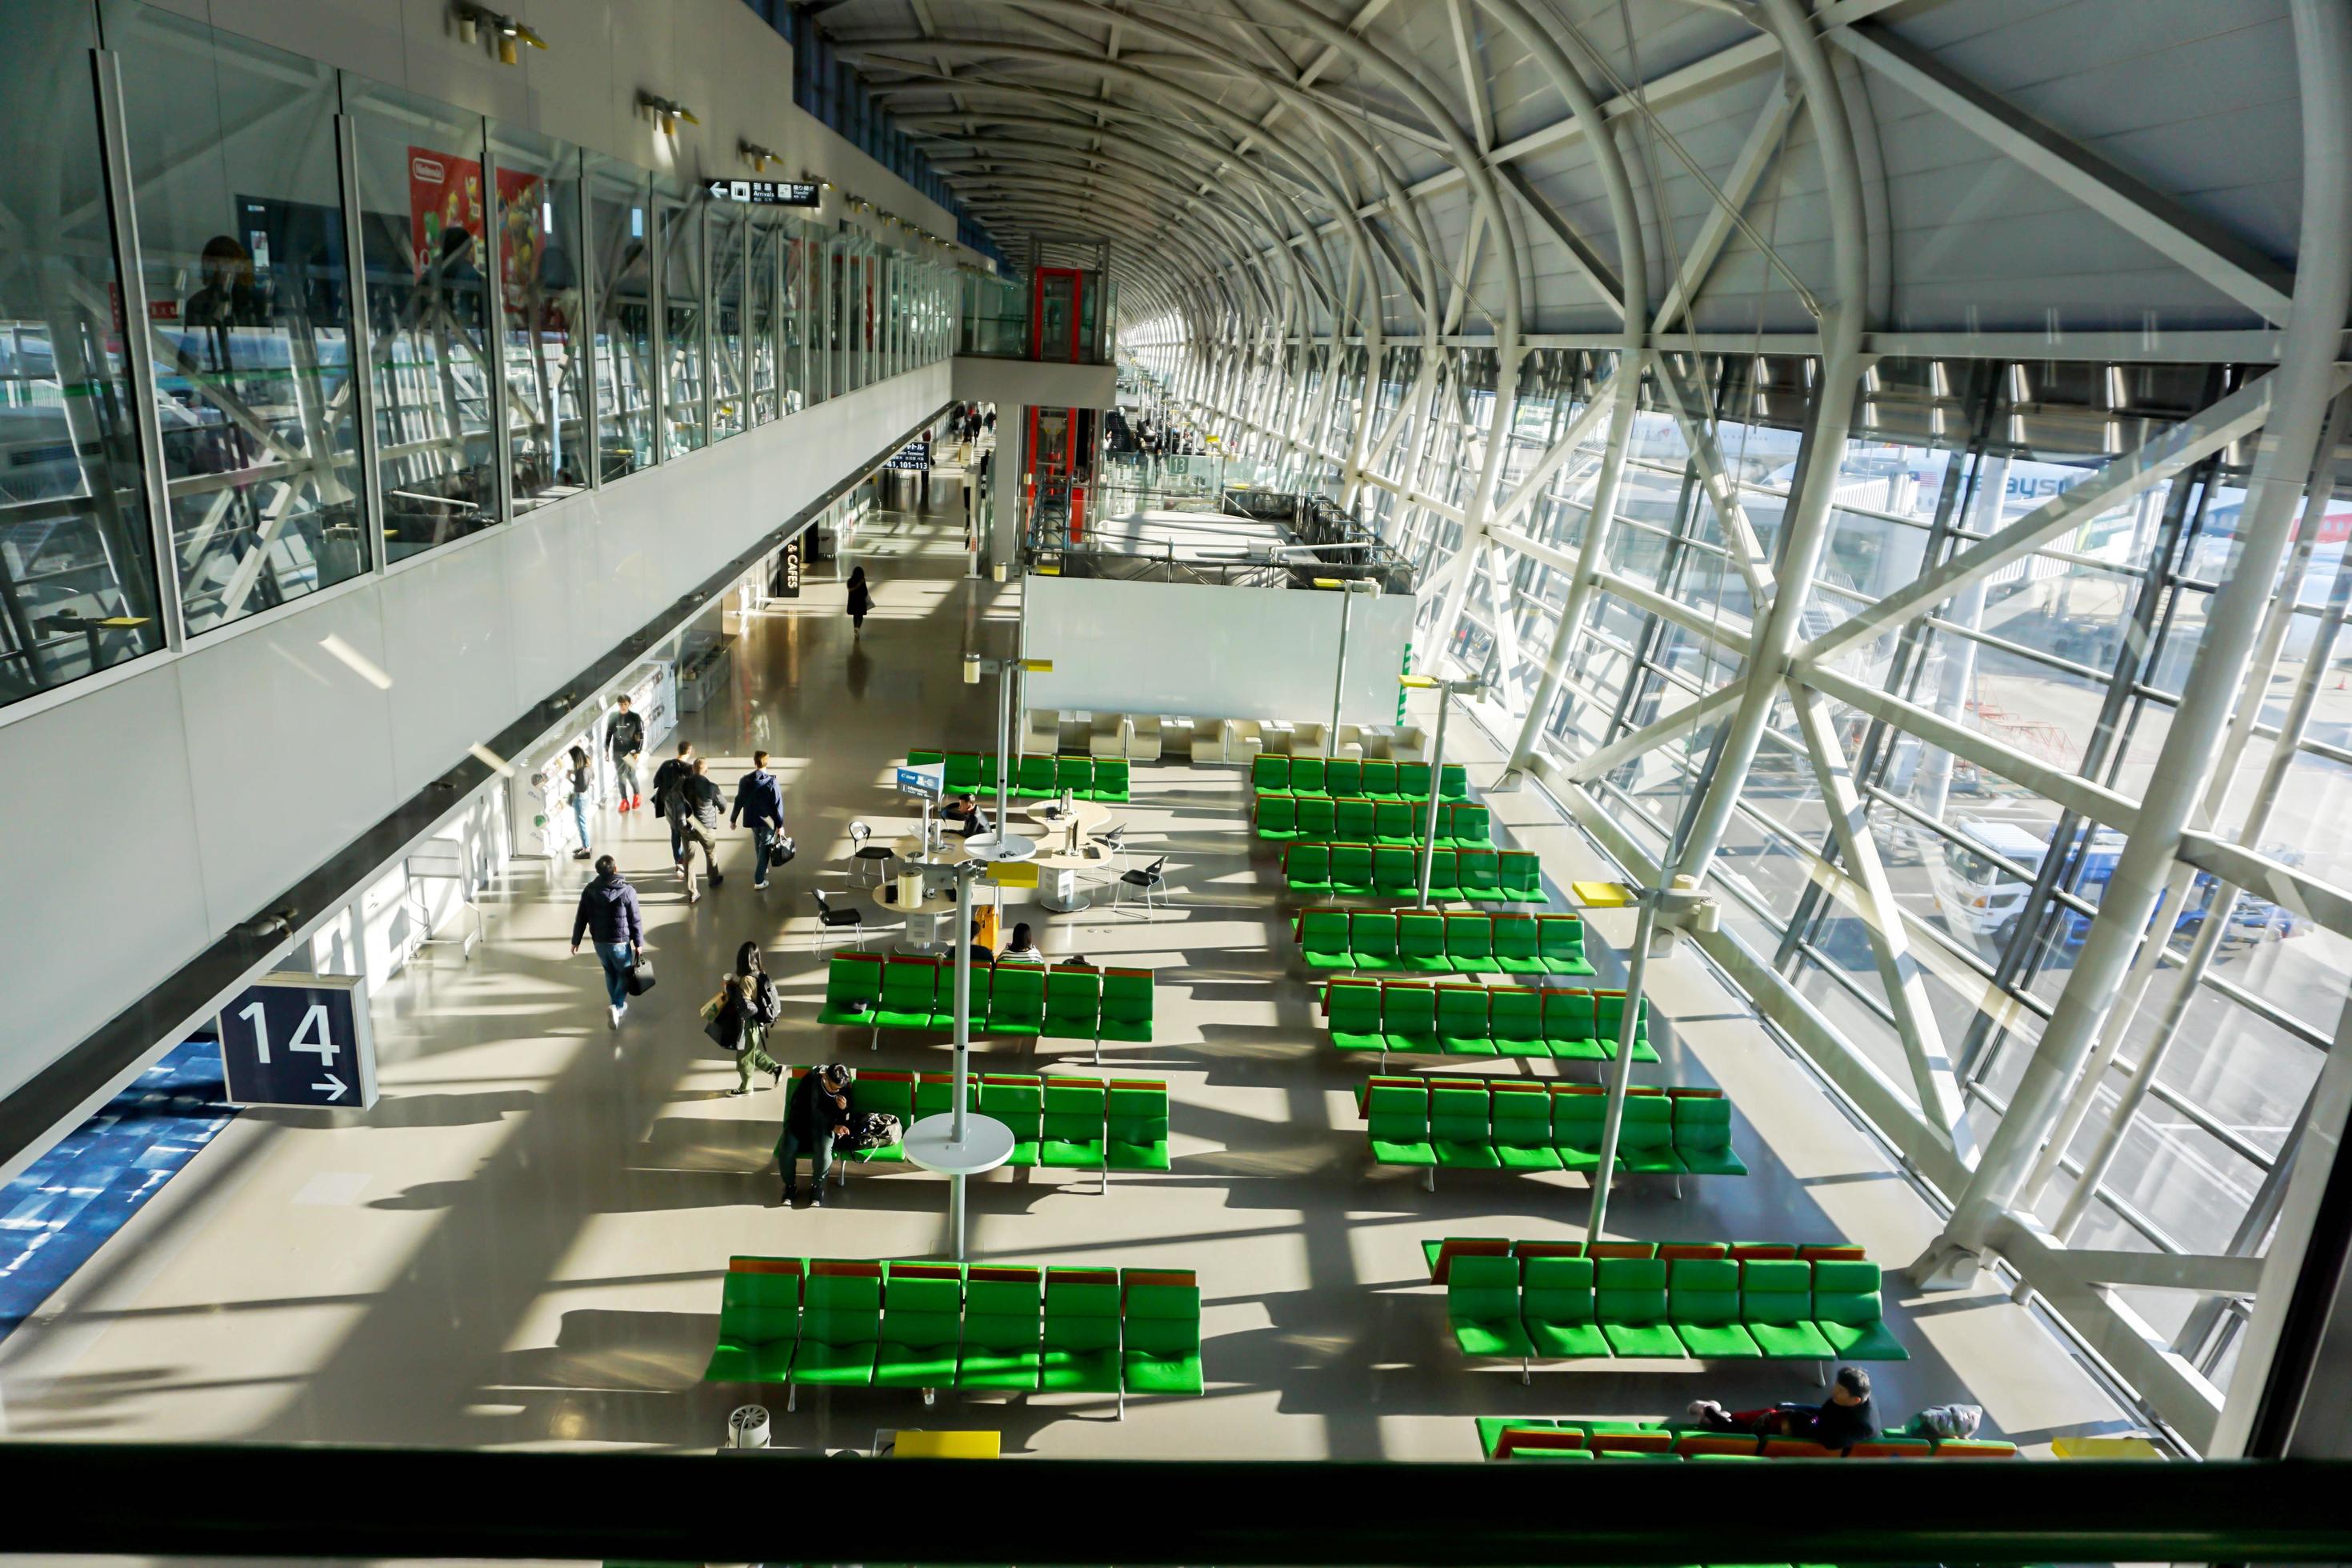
top-left (749, 973), bottom-right (782, 1026)
top-left (842, 1111), bottom-right (901, 1150)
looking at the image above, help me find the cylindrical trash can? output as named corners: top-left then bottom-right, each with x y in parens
top-left (898, 869), bottom-right (926, 908)
top-left (728, 1404), bottom-right (771, 1449)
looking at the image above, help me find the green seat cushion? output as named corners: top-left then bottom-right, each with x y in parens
top-left (1106, 1138), bottom-right (1170, 1170)
top-left (1678, 1146), bottom-right (1750, 1177)
top-left (1478, 1416), bottom-right (1558, 1454)
top-left (873, 1345), bottom-right (962, 1386)
top-left (1495, 1142), bottom-right (1563, 1171)
top-left (956, 1347), bottom-right (1042, 1389)
top-left (704, 1341), bottom-right (795, 1382)
top-left (1818, 1319), bottom-right (1909, 1360)
top-left (1370, 1137), bottom-right (1437, 1166)
top-left (1041, 1137), bottom-right (1106, 1168)
top-left (792, 1341), bottom-right (878, 1385)
top-left (1549, 1038), bottom-right (1607, 1062)
top-left (1122, 1349), bottom-right (1203, 1394)
top-left (1748, 1319), bottom-right (1836, 1358)
top-left (1526, 1318), bottom-right (1610, 1358)
top-left (1598, 1321), bottom-right (1687, 1358)
top-left (1450, 1316), bottom-right (1534, 1358)
top-left (1674, 1321), bottom-right (1764, 1358)
top-left (1515, 1448), bottom-right (1597, 1461)
top-left (1434, 1139), bottom-right (1501, 1168)
top-left (1039, 1346), bottom-right (1122, 1392)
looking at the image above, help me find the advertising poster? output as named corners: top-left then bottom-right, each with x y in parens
top-left (407, 145), bottom-right (557, 325)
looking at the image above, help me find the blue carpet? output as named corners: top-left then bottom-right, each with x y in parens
top-left (0, 1038), bottom-right (238, 1344)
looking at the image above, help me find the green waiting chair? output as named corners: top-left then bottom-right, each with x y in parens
top-left (1098, 969), bottom-right (1154, 1044)
top-left (1326, 758), bottom-right (1363, 798)
top-left (1448, 802), bottom-right (1494, 847)
top-left (1042, 966), bottom-right (1102, 1045)
top-left (1446, 1254), bottom-right (1534, 1373)
top-left (1360, 759), bottom-right (1400, 798)
top-left (1016, 754), bottom-right (1057, 798)
top-left (1445, 913), bottom-right (1495, 974)
top-left (816, 953), bottom-right (886, 1026)
top-left (1056, 753), bottom-right (1093, 797)
top-left (874, 1268), bottom-right (965, 1398)
top-left (1490, 1083), bottom-right (1561, 1170)
top-left (1257, 793), bottom-right (1299, 840)
top-left (1329, 842), bottom-right (1375, 896)
top-left (1300, 910), bottom-right (1353, 970)
top-left (1594, 990), bottom-right (1660, 1063)
top-left (1041, 1078), bottom-right (1108, 1174)
top-left (957, 1267), bottom-right (1043, 1390)
top-left (1668, 1258), bottom-right (1762, 1358)
top-left (1380, 982), bottom-right (1438, 1058)
top-left (1295, 795), bottom-right (1338, 841)
top-left (704, 1268), bottom-right (800, 1383)
top-left (1488, 987), bottom-right (1548, 1059)
top-left (1741, 1259), bottom-right (1837, 1360)
top-left (978, 752), bottom-right (1002, 790)
top-left (1522, 1255), bottom-right (1609, 1359)
top-left (1374, 799), bottom-right (1422, 846)
top-left (1090, 757), bottom-right (1130, 802)
top-left (1397, 912), bottom-right (1450, 971)
top-left (986, 962), bottom-right (1047, 1037)
top-left (788, 1262), bottom-right (883, 1409)
top-left (1430, 1079), bottom-right (1500, 1171)
top-left (841, 1072), bottom-right (914, 1166)
top-left (1252, 754), bottom-right (1290, 793)
top-left (1289, 756), bottom-right (1326, 796)
top-left (1326, 978), bottom-right (1388, 1054)
top-left (1500, 850), bottom-right (1545, 902)
top-left (1490, 914), bottom-right (1545, 975)
top-left (1812, 1260), bottom-right (1909, 1360)
top-left (907, 749), bottom-right (944, 769)
top-left (1396, 761), bottom-right (1434, 799)
top-left (1593, 1258), bottom-right (1686, 1359)
top-left (1285, 843), bottom-right (1332, 893)
top-left (1440, 762), bottom-right (1469, 799)
top-left (943, 753), bottom-right (982, 791)
top-left (1543, 990), bottom-right (1603, 1062)
top-left (1106, 1082), bottom-right (1171, 1174)
top-left (873, 957), bottom-right (943, 1032)
top-left (1372, 844), bottom-right (1422, 896)
top-left (1436, 985), bottom-right (1494, 1056)
top-left (1121, 1274), bottom-right (1204, 1395)
top-left (1458, 848), bottom-right (1506, 902)
top-left (1618, 1093), bottom-right (1685, 1176)
top-left (979, 1075), bottom-right (1043, 1166)
top-left (1351, 911), bottom-right (1400, 970)
top-left (1673, 1092), bottom-right (1748, 1176)
top-left (1551, 1086), bottom-right (1607, 1172)
top-left (1334, 798), bottom-right (1378, 842)
top-left (1423, 848), bottom-right (1463, 902)
top-left (1363, 1078), bottom-right (1435, 1166)
top-left (1538, 914), bottom-right (1593, 975)
top-left (1040, 1270), bottom-right (1124, 1410)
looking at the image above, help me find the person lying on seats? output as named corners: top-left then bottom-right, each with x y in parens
top-left (1688, 1364), bottom-right (1878, 1451)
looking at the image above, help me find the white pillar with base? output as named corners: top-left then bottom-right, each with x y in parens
top-left (899, 859), bottom-right (1014, 1261)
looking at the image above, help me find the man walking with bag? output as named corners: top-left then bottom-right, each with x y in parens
top-left (730, 748), bottom-right (790, 890)
top-left (569, 854), bottom-right (645, 1028)
top-left (666, 757), bottom-right (726, 902)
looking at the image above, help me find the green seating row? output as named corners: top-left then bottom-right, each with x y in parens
top-left (1297, 909), bottom-right (1594, 976)
top-left (1362, 1078), bottom-right (1742, 1182)
top-left (1326, 981), bottom-right (1653, 1064)
top-left (1475, 1418), bottom-right (2014, 1461)
top-left (1257, 796), bottom-right (1492, 848)
top-left (816, 954), bottom-right (1154, 1054)
top-left (1443, 1252), bottom-right (1906, 1376)
top-left (1420, 1236), bottom-right (1868, 1282)
top-left (1253, 754), bottom-right (1465, 802)
top-left (1283, 842), bottom-right (1543, 902)
top-left (906, 750), bottom-right (1129, 803)
top-left (706, 1256), bottom-right (1202, 1415)
top-left (787, 1068), bottom-right (1170, 1186)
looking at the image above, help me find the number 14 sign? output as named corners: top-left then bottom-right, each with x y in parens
top-left (216, 973), bottom-right (379, 1110)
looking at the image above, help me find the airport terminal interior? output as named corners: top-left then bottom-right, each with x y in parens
top-left (2, 0), bottom-right (2350, 1556)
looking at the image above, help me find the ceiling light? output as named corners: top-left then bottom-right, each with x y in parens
top-left (639, 92), bottom-right (698, 135)
top-left (454, 4), bottom-right (545, 62)
top-left (742, 141), bottom-right (780, 173)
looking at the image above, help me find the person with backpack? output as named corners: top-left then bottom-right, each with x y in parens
top-left (568, 854), bottom-right (644, 1029)
top-left (730, 748), bottom-right (788, 890)
top-left (846, 566), bottom-right (873, 636)
top-left (650, 740), bottom-right (694, 860)
top-left (703, 943), bottom-right (782, 1095)
top-left (777, 1062), bottom-right (854, 1206)
top-left (565, 745), bottom-right (594, 861)
top-left (605, 695), bottom-right (646, 811)
top-left (667, 757), bottom-right (726, 902)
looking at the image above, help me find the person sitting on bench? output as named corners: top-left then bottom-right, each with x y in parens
top-left (1688, 1364), bottom-right (1878, 1451)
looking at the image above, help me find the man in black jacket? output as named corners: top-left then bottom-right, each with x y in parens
top-left (670, 757), bottom-right (727, 902)
top-left (606, 696), bottom-right (646, 811)
top-left (568, 855), bottom-right (644, 1028)
top-left (730, 748), bottom-right (787, 889)
top-left (1690, 1365), bottom-right (1878, 1451)
top-left (776, 1063), bottom-right (854, 1205)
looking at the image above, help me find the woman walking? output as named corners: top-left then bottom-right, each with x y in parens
top-left (846, 566), bottom-right (874, 637)
top-left (566, 745), bottom-right (594, 860)
top-left (703, 948), bottom-right (782, 1096)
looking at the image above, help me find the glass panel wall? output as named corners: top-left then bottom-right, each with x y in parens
top-left (586, 156), bottom-right (654, 482)
top-left (706, 202), bottom-right (745, 442)
top-left (657, 180), bottom-right (704, 458)
top-left (113, 4), bottom-right (366, 629)
top-left (347, 78), bottom-right (498, 564)
top-left (489, 124), bottom-right (587, 510)
top-left (0, 0), bottom-right (164, 703)
top-left (747, 213), bottom-right (779, 426)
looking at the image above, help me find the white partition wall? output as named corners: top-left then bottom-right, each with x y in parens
top-left (1019, 574), bottom-right (1412, 725)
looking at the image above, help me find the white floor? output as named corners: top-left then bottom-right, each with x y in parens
top-left (0, 499), bottom-right (2149, 1459)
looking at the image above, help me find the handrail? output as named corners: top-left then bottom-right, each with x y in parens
top-left (5, 1446), bottom-right (2350, 1562)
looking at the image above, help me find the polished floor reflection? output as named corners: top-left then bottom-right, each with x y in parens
top-left (0, 497), bottom-right (2146, 1458)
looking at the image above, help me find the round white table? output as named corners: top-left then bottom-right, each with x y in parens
top-left (871, 883), bottom-right (962, 952)
top-left (891, 834), bottom-right (974, 865)
top-left (902, 1110), bottom-right (1015, 1261)
top-left (1025, 798), bottom-right (1115, 837)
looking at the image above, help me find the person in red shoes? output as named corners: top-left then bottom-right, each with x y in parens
top-left (606, 694), bottom-right (646, 811)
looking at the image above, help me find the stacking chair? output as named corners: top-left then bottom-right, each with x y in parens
top-left (788, 1262), bottom-right (883, 1410)
top-left (847, 820), bottom-right (894, 888)
top-left (810, 888), bottom-right (866, 950)
top-left (1114, 855), bottom-right (1169, 917)
top-left (957, 1267), bottom-right (1044, 1391)
top-left (874, 1266), bottom-right (965, 1403)
top-left (1040, 1269), bottom-right (1124, 1410)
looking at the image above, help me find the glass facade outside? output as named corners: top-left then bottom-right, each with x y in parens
top-left (1137, 322), bottom-right (2352, 1409)
top-left (0, 0), bottom-right (957, 713)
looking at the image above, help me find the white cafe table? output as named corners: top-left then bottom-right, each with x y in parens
top-left (872, 882), bottom-right (962, 952)
top-left (1023, 798), bottom-right (1114, 840)
top-left (1031, 841), bottom-right (1113, 913)
top-left (902, 1111), bottom-right (1014, 1261)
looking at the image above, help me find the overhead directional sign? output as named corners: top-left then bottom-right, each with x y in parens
top-left (887, 438), bottom-right (930, 472)
top-left (215, 973), bottom-right (378, 1110)
top-left (706, 178), bottom-right (821, 207)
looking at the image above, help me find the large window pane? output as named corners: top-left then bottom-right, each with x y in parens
top-left (348, 78), bottom-right (498, 562)
top-left (115, 6), bottom-right (366, 627)
top-left (658, 182), bottom-right (704, 458)
top-left (747, 214), bottom-right (778, 425)
top-left (0, 0), bottom-right (164, 704)
top-left (586, 156), bottom-right (653, 482)
top-left (706, 202), bottom-right (744, 441)
top-left (490, 124), bottom-right (586, 511)
top-left (784, 223), bottom-right (813, 410)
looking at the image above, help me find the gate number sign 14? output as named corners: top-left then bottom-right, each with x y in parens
top-left (216, 973), bottom-right (379, 1110)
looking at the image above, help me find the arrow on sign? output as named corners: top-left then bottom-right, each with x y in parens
top-left (708, 181), bottom-right (728, 198)
top-left (314, 1074), bottom-right (348, 1102)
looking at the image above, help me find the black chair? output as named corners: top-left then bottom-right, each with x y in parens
top-left (1086, 823), bottom-right (1128, 884)
top-left (1114, 854), bottom-right (1168, 918)
top-left (811, 888), bottom-right (866, 950)
top-left (847, 820), bottom-right (894, 888)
